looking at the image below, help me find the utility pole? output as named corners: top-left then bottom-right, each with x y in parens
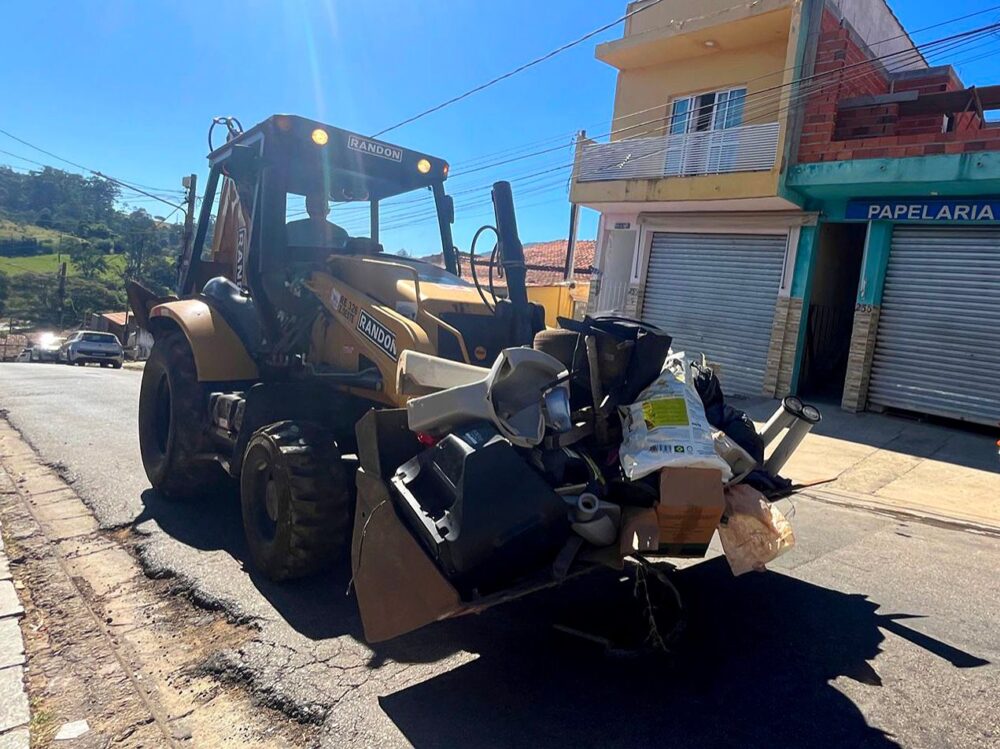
top-left (2, 318), bottom-right (11, 362)
top-left (57, 261), bottom-right (68, 329)
top-left (177, 174), bottom-right (198, 291)
top-left (563, 130), bottom-right (585, 282)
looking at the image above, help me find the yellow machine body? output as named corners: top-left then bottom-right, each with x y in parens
top-left (148, 299), bottom-right (259, 382)
top-left (306, 255), bottom-right (499, 406)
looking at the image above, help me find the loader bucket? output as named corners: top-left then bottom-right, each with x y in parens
top-left (352, 409), bottom-right (462, 642)
top-left (351, 408), bottom-right (607, 643)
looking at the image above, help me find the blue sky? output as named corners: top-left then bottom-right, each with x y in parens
top-left (1, 0), bottom-right (998, 256)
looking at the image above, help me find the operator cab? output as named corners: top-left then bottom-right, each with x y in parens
top-left (179, 115), bottom-right (458, 353)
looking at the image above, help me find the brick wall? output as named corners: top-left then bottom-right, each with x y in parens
top-left (763, 296), bottom-right (803, 398)
top-left (797, 8), bottom-right (998, 164)
top-left (842, 305), bottom-right (880, 412)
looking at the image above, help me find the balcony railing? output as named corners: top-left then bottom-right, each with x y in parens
top-left (575, 122), bottom-right (781, 182)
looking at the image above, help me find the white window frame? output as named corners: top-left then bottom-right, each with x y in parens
top-left (668, 86), bottom-right (748, 135)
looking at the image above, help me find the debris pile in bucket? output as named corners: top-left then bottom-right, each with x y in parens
top-left (352, 314), bottom-right (824, 641)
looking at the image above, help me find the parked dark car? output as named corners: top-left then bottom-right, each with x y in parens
top-left (30, 335), bottom-right (63, 362)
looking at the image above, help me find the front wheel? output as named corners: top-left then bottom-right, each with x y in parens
top-left (138, 330), bottom-right (229, 499)
top-left (240, 421), bottom-right (354, 581)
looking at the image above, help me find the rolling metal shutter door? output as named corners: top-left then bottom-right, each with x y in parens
top-left (641, 231), bottom-right (786, 396)
top-left (869, 226), bottom-right (1000, 425)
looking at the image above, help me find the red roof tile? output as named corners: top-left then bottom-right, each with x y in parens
top-left (418, 239), bottom-right (595, 286)
top-left (99, 312), bottom-right (129, 326)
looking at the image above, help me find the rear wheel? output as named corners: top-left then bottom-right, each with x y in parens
top-left (240, 421), bottom-right (353, 581)
top-left (138, 330), bottom-right (229, 498)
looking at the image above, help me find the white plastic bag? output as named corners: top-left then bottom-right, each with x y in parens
top-left (718, 484), bottom-right (795, 576)
top-left (618, 353), bottom-right (733, 481)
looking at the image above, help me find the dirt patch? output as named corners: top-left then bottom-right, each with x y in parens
top-left (0, 421), bottom-right (317, 748)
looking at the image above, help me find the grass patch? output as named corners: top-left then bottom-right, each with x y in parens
top-left (0, 253), bottom-right (127, 280)
top-left (29, 696), bottom-right (56, 747)
top-left (0, 218), bottom-right (81, 247)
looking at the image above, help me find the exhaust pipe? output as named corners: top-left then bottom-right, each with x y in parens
top-left (491, 181), bottom-right (533, 346)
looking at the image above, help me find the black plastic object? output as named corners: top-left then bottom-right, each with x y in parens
top-left (492, 181), bottom-right (533, 346)
top-left (391, 423), bottom-right (570, 595)
top-left (693, 363), bottom-right (765, 466)
top-left (551, 315), bottom-right (672, 407)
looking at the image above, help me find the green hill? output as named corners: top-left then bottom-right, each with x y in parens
top-left (0, 218), bottom-right (83, 248)
top-left (0, 218), bottom-right (128, 282)
top-left (0, 252), bottom-right (127, 279)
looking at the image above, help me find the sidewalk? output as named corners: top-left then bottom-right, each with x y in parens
top-left (738, 398), bottom-right (1000, 532)
top-left (0, 519), bottom-right (28, 749)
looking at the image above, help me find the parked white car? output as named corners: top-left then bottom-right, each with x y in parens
top-left (59, 331), bottom-right (124, 368)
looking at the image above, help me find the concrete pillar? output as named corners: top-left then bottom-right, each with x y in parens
top-left (764, 225), bottom-right (816, 397)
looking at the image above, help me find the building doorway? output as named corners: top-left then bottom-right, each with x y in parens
top-left (800, 223), bottom-right (867, 401)
top-left (594, 228), bottom-right (636, 313)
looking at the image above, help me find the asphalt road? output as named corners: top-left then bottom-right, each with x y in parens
top-left (1, 362), bottom-right (998, 748)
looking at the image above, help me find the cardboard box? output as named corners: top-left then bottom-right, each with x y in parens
top-left (656, 467), bottom-right (725, 557)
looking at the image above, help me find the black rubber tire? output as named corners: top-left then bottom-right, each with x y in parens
top-left (112, 362), bottom-right (123, 369)
top-left (240, 421), bottom-right (353, 581)
top-left (138, 330), bottom-right (229, 499)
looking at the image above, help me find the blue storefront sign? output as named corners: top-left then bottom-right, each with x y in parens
top-left (846, 198), bottom-right (1000, 222)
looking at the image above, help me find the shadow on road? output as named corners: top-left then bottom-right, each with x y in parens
top-left (136, 487), bottom-right (373, 640)
top-left (379, 557), bottom-right (989, 749)
top-left (136, 488), bottom-right (989, 748)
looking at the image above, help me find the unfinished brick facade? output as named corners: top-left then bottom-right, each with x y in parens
top-left (797, 8), bottom-right (1000, 164)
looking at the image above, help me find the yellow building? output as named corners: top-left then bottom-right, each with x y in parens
top-left (573, 0), bottom-right (818, 396)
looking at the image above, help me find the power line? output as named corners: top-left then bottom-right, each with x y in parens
top-left (338, 22), bottom-right (1000, 232)
top-left (424, 4), bottom-right (1000, 183)
top-left (0, 127), bottom-right (185, 211)
top-left (371, 0), bottom-right (670, 137)
top-left (368, 14), bottom-right (1000, 220)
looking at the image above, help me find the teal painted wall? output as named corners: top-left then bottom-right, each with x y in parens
top-left (788, 224), bottom-right (817, 391)
top-left (786, 152), bottom-right (1000, 200)
top-left (789, 225), bottom-right (817, 299)
top-left (857, 222), bottom-right (893, 306)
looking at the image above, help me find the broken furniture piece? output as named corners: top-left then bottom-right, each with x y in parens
top-left (405, 347), bottom-right (570, 448)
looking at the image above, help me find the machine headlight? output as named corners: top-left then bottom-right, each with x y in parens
top-left (311, 128), bottom-right (329, 146)
top-left (416, 158), bottom-right (432, 174)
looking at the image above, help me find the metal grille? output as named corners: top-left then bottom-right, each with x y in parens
top-left (869, 226), bottom-right (1000, 426)
top-left (640, 232), bottom-right (787, 396)
top-left (577, 122), bottom-right (780, 183)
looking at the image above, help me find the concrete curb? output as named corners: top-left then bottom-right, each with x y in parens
top-left (0, 515), bottom-right (29, 749)
top-left (801, 487), bottom-right (1000, 537)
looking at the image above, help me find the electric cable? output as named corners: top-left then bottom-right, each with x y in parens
top-left (0, 127), bottom-right (185, 210)
top-left (371, 0), bottom-right (669, 137)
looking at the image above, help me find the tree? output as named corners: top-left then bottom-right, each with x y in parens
top-left (120, 209), bottom-right (158, 281)
top-left (6, 272), bottom-right (123, 327)
top-left (70, 241), bottom-right (108, 280)
top-left (140, 253), bottom-right (177, 296)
